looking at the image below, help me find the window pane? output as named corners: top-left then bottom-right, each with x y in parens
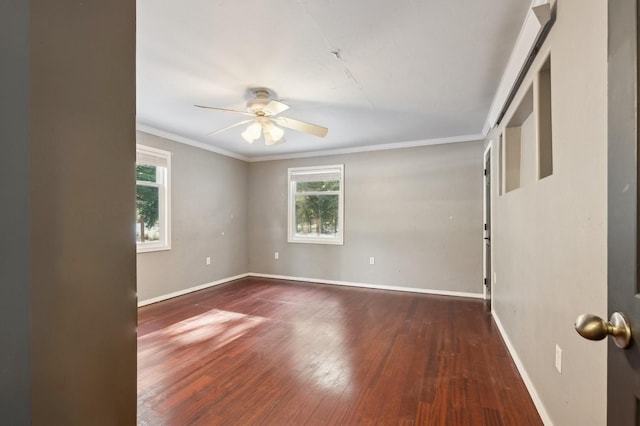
top-left (288, 165), bottom-right (343, 245)
top-left (136, 164), bottom-right (157, 182)
top-left (296, 180), bottom-right (340, 192)
top-left (295, 194), bottom-right (339, 237)
top-left (136, 185), bottom-right (160, 243)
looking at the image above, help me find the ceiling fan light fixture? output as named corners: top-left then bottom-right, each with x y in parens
top-left (264, 130), bottom-right (285, 146)
top-left (198, 88), bottom-right (328, 146)
top-left (263, 121), bottom-right (285, 142)
top-left (241, 122), bottom-right (262, 143)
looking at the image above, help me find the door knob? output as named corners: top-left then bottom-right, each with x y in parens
top-left (574, 312), bottom-right (631, 349)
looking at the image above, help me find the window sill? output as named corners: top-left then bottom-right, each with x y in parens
top-left (288, 237), bottom-right (344, 245)
top-left (137, 244), bottom-right (171, 254)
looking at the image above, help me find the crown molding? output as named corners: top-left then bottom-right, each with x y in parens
top-left (247, 133), bottom-right (484, 162)
top-left (136, 124), bottom-right (250, 162)
top-left (136, 123), bottom-right (483, 163)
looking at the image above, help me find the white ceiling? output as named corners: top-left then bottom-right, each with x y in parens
top-left (137, 0), bottom-right (532, 159)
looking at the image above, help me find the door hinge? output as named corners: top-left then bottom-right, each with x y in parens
top-left (484, 223), bottom-right (487, 230)
top-left (484, 278), bottom-right (487, 286)
top-left (484, 169), bottom-right (487, 176)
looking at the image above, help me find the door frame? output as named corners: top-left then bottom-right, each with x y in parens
top-left (483, 141), bottom-right (493, 307)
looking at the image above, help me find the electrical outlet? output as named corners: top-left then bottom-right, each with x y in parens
top-left (555, 344), bottom-right (562, 373)
top-left (369, 257), bottom-right (375, 265)
top-left (274, 252), bottom-right (279, 260)
top-left (206, 257), bottom-right (211, 265)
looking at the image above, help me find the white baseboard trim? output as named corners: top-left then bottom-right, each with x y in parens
top-left (138, 272), bottom-right (483, 307)
top-left (248, 273), bottom-right (484, 299)
top-left (137, 273), bottom-right (250, 307)
top-left (492, 312), bottom-right (553, 426)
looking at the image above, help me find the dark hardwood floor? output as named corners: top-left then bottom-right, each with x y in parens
top-left (137, 277), bottom-right (541, 425)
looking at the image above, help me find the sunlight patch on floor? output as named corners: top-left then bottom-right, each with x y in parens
top-left (140, 308), bottom-right (266, 354)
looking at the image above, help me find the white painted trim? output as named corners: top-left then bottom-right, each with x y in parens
top-left (137, 273), bottom-right (250, 307)
top-left (483, 141), bottom-right (493, 302)
top-left (137, 123), bottom-right (483, 163)
top-left (138, 273), bottom-right (483, 307)
top-left (249, 134), bottom-right (484, 162)
top-left (482, 0), bottom-right (551, 135)
top-left (248, 273), bottom-right (484, 299)
top-left (493, 312), bottom-right (553, 426)
top-left (136, 123), bottom-right (486, 163)
top-left (483, 142), bottom-right (493, 165)
top-left (136, 124), bottom-right (250, 162)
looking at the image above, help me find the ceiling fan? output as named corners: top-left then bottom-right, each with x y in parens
top-left (195, 88), bottom-right (328, 145)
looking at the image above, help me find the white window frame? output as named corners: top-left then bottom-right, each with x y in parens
top-left (288, 164), bottom-right (344, 245)
top-left (136, 144), bottom-right (171, 253)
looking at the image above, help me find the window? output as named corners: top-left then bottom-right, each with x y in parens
top-left (288, 165), bottom-right (344, 245)
top-left (136, 145), bottom-right (171, 252)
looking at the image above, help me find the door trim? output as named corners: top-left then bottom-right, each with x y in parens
top-left (483, 141), bottom-right (493, 306)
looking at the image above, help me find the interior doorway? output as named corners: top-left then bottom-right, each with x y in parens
top-left (483, 144), bottom-right (492, 307)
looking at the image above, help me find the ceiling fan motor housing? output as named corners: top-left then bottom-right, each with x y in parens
top-left (246, 89), bottom-right (271, 114)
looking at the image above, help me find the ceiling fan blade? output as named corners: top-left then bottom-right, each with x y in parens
top-left (195, 105), bottom-right (254, 117)
top-left (274, 116), bottom-right (328, 138)
top-left (262, 100), bottom-right (289, 116)
top-left (207, 119), bottom-right (254, 136)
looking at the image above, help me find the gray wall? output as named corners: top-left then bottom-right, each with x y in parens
top-left (0, 0), bottom-right (31, 422)
top-left (248, 142), bottom-right (484, 294)
top-left (137, 132), bottom-right (249, 302)
top-left (2, 1), bottom-right (138, 424)
top-left (487, 0), bottom-right (607, 423)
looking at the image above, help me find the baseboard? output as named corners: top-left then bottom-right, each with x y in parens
top-left (492, 312), bottom-right (553, 426)
top-left (138, 272), bottom-right (483, 307)
top-left (137, 273), bottom-right (250, 307)
top-left (248, 273), bottom-right (484, 299)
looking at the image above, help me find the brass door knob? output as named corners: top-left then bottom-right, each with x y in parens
top-left (574, 312), bottom-right (631, 349)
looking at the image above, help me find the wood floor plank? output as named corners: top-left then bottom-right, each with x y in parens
top-left (138, 277), bottom-right (542, 425)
